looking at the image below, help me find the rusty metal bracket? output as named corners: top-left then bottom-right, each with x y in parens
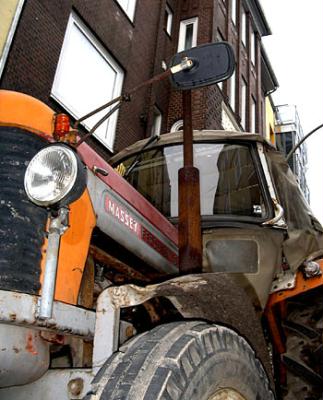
top-left (270, 269), bottom-right (297, 294)
top-left (0, 290), bottom-right (95, 338)
top-left (38, 207), bottom-right (70, 320)
top-left (264, 261), bottom-right (323, 387)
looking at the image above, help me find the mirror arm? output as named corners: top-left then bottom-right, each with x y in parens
top-left (170, 57), bottom-right (194, 74)
top-left (74, 58), bottom-right (193, 146)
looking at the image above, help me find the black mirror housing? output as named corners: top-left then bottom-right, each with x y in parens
top-left (170, 42), bottom-right (235, 90)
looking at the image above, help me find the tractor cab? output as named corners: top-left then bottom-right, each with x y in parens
top-left (110, 130), bottom-right (323, 308)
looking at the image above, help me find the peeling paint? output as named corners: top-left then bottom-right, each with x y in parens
top-left (25, 333), bottom-right (38, 356)
top-left (9, 313), bottom-right (16, 321)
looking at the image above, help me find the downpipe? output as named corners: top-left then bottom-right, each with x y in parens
top-left (38, 207), bottom-right (69, 319)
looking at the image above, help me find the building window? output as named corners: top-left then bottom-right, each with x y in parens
top-left (178, 17), bottom-right (198, 51)
top-left (231, 0), bottom-right (236, 25)
top-left (0, 0), bottom-right (25, 79)
top-left (216, 30), bottom-right (225, 90)
top-left (171, 119), bottom-right (184, 132)
top-left (251, 30), bottom-right (256, 65)
top-left (229, 71), bottom-right (236, 112)
top-left (164, 4), bottom-right (173, 35)
top-left (151, 106), bottom-right (162, 136)
top-left (51, 12), bottom-right (124, 151)
top-left (115, 0), bottom-right (137, 21)
top-left (241, 9), bottom-right (247, 47)
top-left (241, 78), bottom-right (247, 130)
top-left (251, 97), bottom-right (256, 133)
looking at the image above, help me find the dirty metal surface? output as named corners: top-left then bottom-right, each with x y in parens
top-left (270, 269), bottom-right (297, 293)
top-left (0, 324), bottom-right (49, 388)
top-left (107, 273), bottom-right (274, 389)
top-left (92, 288), bottom-right (120, 373)
top-left (0, 290), bottom-right (95, 338)
top-left (0, 369), bottom-right (94, 399)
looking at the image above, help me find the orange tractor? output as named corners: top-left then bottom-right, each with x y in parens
top-left (0, 43), bottom-right (322, 399)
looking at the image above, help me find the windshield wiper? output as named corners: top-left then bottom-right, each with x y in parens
top-left (124, 135), bottom-right (160, 178)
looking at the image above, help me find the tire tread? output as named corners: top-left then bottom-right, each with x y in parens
top-left (91, 321), bottom-right (274, 400)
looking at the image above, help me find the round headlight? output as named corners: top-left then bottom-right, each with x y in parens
top-left (24, 145), bottom-right (79, 206)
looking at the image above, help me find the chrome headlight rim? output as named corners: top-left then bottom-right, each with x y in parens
top-left (24, 144), bottom-right (86, 207)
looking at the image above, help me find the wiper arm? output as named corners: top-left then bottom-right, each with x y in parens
top-left (124, 135), bottom-right (160, 178)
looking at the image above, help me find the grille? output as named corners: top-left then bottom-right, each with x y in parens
top-left (0, 127), bottom-right (48, 294)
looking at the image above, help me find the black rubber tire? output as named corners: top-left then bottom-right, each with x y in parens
top-left (89, 321), bottom-right (275, 400)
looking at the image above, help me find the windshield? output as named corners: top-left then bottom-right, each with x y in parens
top-left (118, 143), bottom-right (267, 219)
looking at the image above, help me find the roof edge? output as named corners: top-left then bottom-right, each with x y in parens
top-left (245, 0), bottom-right (272, 36)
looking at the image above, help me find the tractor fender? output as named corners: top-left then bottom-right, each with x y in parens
top-left (109, 273), bottom-right (273, 387)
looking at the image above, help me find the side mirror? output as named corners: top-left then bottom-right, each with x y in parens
top-left (170, 42), bottom-right (235, 90)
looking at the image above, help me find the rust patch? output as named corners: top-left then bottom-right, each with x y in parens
top-left (9, 313), bottom-right (16, 321)
top-left (25, 333), bottom-right (38, 356)
top-left (40, 331), bottom-right (64, 344)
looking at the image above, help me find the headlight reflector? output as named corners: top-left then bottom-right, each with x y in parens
top-left (24, 145), bottom-right (78, 206)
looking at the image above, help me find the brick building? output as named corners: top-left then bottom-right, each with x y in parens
top-left (275, 104), bottom-right (310, 203)
top-left (0, 0), bottom-right (277, 159)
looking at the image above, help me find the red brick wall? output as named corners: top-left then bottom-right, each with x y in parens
top-left (0, 0), bottom-right (172, 157)
top-left (1, 0), bottom-right (267, 159)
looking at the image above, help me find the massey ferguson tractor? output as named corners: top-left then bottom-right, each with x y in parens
top-left (0, 43), bottom-right (322, 400)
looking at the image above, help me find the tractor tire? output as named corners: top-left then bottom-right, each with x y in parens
top-left (282, 288), bottom-right (323, 400)
top-left (88, 321), bottom-right (275, 400)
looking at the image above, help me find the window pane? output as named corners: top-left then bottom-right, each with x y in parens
top-left (151, 107), bottom-right (162, 136)
top-left (116, 0), bottom-right (136, 21)
top-left (178, 18), bottom-right (198, 51)
top-left (120, 144), bottom-right (265, 218)
top-left (185, 24), bottom-right (194, 50)
top-left (251, 31), bottom-right (256, 64)
top-left (165, 4), bottom-right (173, 35)
top-left (241, 10), bottom-right (247, 46)
top-left (51, 13), bottom-right (124, 150)
top-left (251, 98), bottom-right (256, 133)
top-left (241, 79), bottom-right (247, 130)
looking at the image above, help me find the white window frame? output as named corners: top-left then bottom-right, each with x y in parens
top-left (151, 106), bottom-right (162, 136)
top-left (251, 97), bottom-right (256, 133)
top-left (241, 78), bottom-right (247, 130)
top-left (0, 0), bottom-right (25, 79)
top-left (229, 71), bottom-right (236, 112)
top-left (178, 17), bottom-right (198, 52)
top-left (231, 0), bottom-right (237, 26)
top-left (250, 30), bottom-right (256, 65)
top-left (51, 12), bottom-right (124, 151)
top-left (216, 30), bottom-right (224, 91)
top-left (241, 9), bottom-right (247, 47)
top-left (115, 0), bottom-right (137, 22)
top-left (165, 4), bottom-right (173, 36)
top-left (170, 119), bottom-right (184, 132)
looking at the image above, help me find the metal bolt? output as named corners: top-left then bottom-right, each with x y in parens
top-left (68, 378), bottom-right (84, 397)
top-left (303, 261), bottom-right (321, 278)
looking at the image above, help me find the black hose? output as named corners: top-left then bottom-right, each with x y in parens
top-left (286, 123), bottom-right (323, 162)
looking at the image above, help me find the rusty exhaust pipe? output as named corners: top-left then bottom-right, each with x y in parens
top-left (178, 90), bottom-right (202, 274)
